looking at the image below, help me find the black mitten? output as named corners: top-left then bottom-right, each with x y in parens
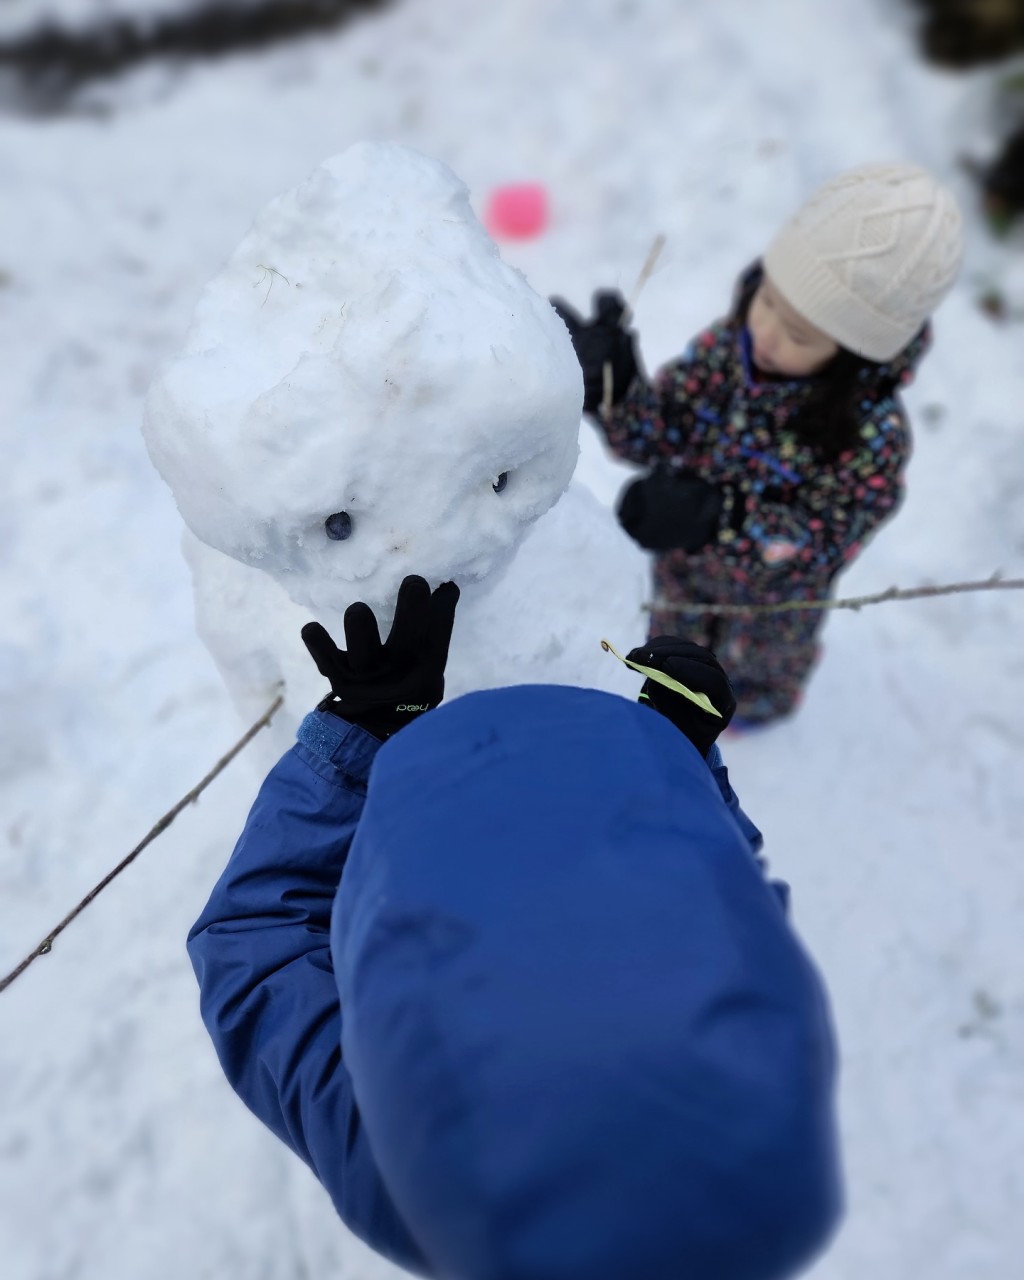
top-left (550, 290), bottom-right (640, 414)
top-left (301, 575), bottom-right (460, 740)
top-left (617, 471), bottom-right (725, 552)
top-left (626, 637), bottom-right (736, 757)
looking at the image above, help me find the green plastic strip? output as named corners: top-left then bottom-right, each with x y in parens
top-left (601, 639), bottom-right (722, 719)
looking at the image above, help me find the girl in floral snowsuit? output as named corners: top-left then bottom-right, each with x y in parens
top-left (555, 164), bottom-right (964, 726)
top-left (602, 265), bottom-right (928, 723)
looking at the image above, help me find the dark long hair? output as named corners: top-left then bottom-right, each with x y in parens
top-left (731, 263), bottom-right (899, 461)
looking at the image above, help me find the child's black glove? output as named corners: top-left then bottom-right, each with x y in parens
top-left (301, 575), bottom-right (460, 741)
top-left (626, 637), bottom-right (736, 757)
top-left (617, 471), bottom-right (725, 553)
top-left (550, 290), bottom-right (639, 414)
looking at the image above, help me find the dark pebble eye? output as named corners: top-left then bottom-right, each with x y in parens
top-left (324, 511), bottom-right (353, 541)
top-left (492, 472), bottom-right (509, 494)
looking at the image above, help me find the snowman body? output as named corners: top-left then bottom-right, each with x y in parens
top-left (144, 143), bottom-right (647, 755)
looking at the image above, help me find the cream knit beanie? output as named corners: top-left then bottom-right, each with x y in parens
top-left (763, 163), bottom-right (964, 362)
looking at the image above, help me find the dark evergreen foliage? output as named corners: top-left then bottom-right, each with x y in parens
top-left (910, 0), bottom-right (1024, 68)
top-left (0, 1), bottom-right (393, 113)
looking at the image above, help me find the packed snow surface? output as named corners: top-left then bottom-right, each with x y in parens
top-left (1, 1), bottom-right (1023, 1279)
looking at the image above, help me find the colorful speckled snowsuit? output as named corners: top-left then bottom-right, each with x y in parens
top-left (601, 285), bottom-right (928, 723)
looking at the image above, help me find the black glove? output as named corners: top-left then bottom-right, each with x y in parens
top-left (301, 575), bottom-right (460, 741)
top-left (550, 290), bottom-right (640, 414)
top-left (617, 471), bottom-right (725, 553)
top-left (626, 637), bottom-right (736, 757)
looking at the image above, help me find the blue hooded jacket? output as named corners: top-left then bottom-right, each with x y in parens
top-left (188, 685), bottom-right (841, 1280)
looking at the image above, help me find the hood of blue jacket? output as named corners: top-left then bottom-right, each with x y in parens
top-left (334, 685), bottom-right (840, 1280)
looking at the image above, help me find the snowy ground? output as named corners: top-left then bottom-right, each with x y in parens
top-left (2, 1), bottom-right (1023, 1278)
top-left (0, 0), bottom-right (289, 40)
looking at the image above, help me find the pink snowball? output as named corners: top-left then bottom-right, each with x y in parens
top-left (483, 182), bottom-right (549, 240)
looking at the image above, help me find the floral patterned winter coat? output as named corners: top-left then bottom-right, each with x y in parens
top-left (602, 297), bottom-right (929, 606)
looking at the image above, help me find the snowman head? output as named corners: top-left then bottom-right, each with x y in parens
top-left (144, 142), bottom-right (583, 614)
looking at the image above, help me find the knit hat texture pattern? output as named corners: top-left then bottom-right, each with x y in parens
top-left (763, 162), bottom-right (964, 362)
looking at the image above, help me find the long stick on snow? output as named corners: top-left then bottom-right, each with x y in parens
top-left (646, 574), bottom-right (1024, 617)
top-left (600, 233), bottom-right (667, 419)
top-left (0, 694), bottom-right (284, 995)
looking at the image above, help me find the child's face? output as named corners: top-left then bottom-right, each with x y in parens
top-left (747, 275), bottom-right (839, 377)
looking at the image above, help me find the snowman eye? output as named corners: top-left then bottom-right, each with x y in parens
top-left (492, 472), bottom-right (509, 494)
top-left (324, 511), bottom-right (353, 541)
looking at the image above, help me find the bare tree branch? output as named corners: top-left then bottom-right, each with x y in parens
top-left (0, 694), bottom-right (284, 995)
top-left (623, 233), bottom-right (667, 324)
top-left (600, 233), bottom-right (666, 420)
top-left (646, 573), bottom-right (1024, 617)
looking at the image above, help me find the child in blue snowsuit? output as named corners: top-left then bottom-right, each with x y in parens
top-left (188, 576), bottom-right (841, 1280)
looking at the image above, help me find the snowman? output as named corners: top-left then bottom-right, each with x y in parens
top-left (143, 142), bottom-right (648, 753)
